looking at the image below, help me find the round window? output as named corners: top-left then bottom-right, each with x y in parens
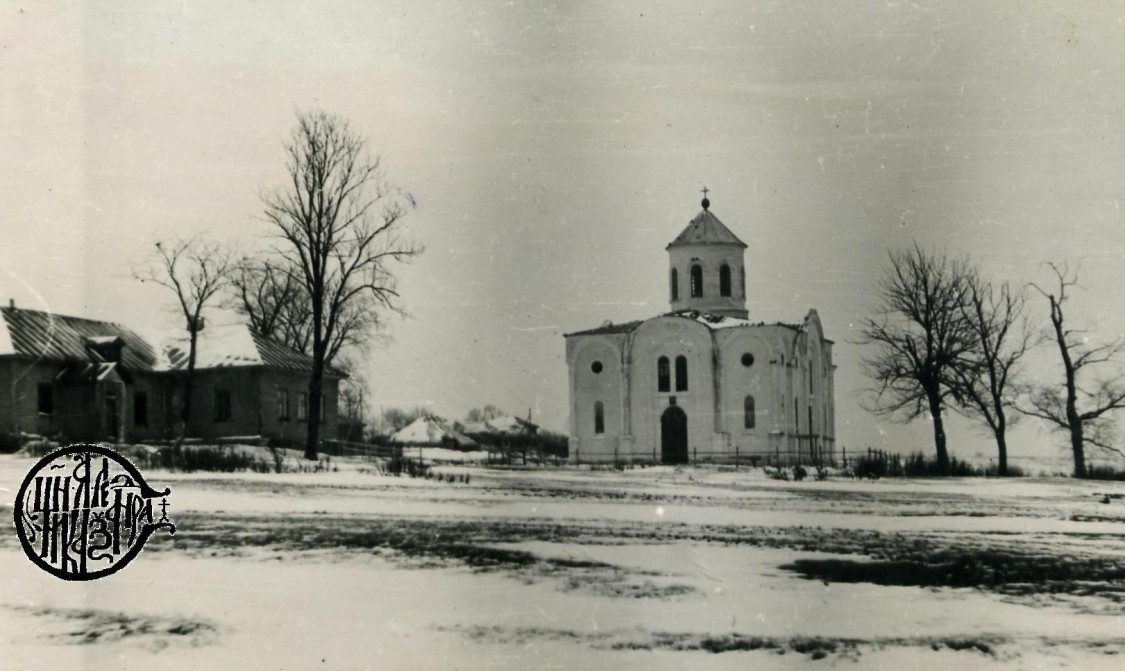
top-left (741, 353), bottom-right (755, 367)
top-left (591, 361), bottom-right (604, 374)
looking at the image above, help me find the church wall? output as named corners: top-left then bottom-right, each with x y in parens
top-left (565, 333), bottom-right (627, 461)
top-left (668, 243), bottom-right (748, 318)
top-left (628, 317), bottom-right (715, 462)
top-left (717, 326), bottom-right (791, 457)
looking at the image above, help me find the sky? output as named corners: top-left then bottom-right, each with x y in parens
top-left (2, 1), bottom-right (1123, 465)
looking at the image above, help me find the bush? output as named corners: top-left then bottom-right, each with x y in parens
top-left (0, 432), bottom-right (22, 453)
top-left (385, 454), bottom-right (430, 478)
top-left (1084, 464), bottom-right (1125, 481)
top-left (143, 446), bottom-right (274, 473)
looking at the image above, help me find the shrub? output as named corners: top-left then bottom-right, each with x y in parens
top-left (385, 454), bottom-right (431, 479)
top-left (1084, 464), bottom-right (1125, 481)
top-left (144, 446), bottom-right (273, 473)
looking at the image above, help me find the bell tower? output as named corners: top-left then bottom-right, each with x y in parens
top-left (666, 189), bottom-right (748, 319)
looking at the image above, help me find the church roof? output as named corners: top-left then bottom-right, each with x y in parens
top-left (565, 312), bottom-right (812, 338)
top-left (564, 320), bottom-right (645, 337)
top-left (666, 203), bottom-right (747, 249)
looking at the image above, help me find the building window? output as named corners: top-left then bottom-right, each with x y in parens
top-left (720, 264), bottom-right (732, 297)
top-left (794, 398), bottom-right (799, 431)
top-left (277, 389), bottom-right (289, 421)
top-left (675, 355), bottom-right (688, 392)
top-left (690, 264), bottom-right (703, 297)
top-left (213, 390), bottom-right (232, 423)
top-left (297, 392), bottom-right (308, 421)
top-left (134, 391), bottom-right (148, 426)
top-left (740, 265), bottom-right (746, 298)
top-left (37, 383), bottom-right (53, 415)
top-left (741, 353), bottom-right (754, 367)
top-left (657, 356), bottom-right (670, 392)
top-left (591, 360), bottom-right (603, 374)
top-left (594, 401), bottom-right (605, 434)
top-left (809, 364), bottom-right (814, 395)
top-left (671, 268), bottom-right (679, 301)
top-left (744, 395), bottom-right (756, 429)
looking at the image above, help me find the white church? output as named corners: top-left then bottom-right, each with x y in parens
top-left (564, 193), bottom-right (836, 465)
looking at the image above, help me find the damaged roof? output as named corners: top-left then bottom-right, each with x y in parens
top-left (0, 306), bottom-right (342, 376)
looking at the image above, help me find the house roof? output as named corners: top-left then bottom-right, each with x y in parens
top-left (0, 306), bottom-right (341, 376)
top-left (391, 416), bottom-right (476, 447)
top-left (667, 206), bottom-right (747, 248)
top-left (0, 307), bottom-right (160, 370)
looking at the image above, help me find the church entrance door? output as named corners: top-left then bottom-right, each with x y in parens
top-left (660, 406), bottom-right (688, 464)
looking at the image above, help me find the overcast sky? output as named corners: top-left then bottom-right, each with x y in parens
top-left (2, 1), bottom-right (1123, 463)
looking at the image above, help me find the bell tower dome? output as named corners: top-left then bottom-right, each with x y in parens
top-left (666, 190), bottom-right (748, 319)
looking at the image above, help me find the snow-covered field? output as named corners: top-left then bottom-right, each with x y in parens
top-left (1, 454), bottom-right (1123, 669)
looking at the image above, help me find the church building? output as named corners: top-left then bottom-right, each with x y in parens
top-left (564, 193), bottom-right (836, 465)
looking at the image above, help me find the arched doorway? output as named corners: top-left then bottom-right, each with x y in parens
top-left (661, 406), bottom-right (688, 464)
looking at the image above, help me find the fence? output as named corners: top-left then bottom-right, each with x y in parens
top-left (572, 446), bottom-right (838, 468)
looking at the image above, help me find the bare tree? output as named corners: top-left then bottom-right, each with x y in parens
top-left (858, 245), bottom-right (977, 471)
top-left (949, 270), bottom-right (1032, 476)
top-left (228, 258), bottom-right (313, 353)
top-left (262, 109), bottom-right (421, 459)
top-left (1019, 262), bottom-right (1125, 477)
top-left (335, 357), bottom-right (369, 442)
top-left (136, 235), bottom-right (236, 445)
top-left (465, 405), bottom-right (505, 424)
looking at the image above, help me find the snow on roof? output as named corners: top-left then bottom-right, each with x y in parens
top-left (567, 311), bottom-right (806, 338)
top-left (0, 312), bottom-right (13, 357)
top-left (0, 306), bottom-right (339, 376)
top-left (484, 415), bottom-right (538, 435)
top-left (0, 306), bottom-right (160, 369)
top-left (391, 417), bottom-right (476, 446)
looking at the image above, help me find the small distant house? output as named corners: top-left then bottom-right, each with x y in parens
top-left (391, 416), bottom-right (477, 449)
top-left (462, 415), bottom-right (539, 451)
top-left (0, 304), bottom-right (343, 446)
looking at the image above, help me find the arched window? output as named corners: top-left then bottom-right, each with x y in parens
top-left (594, 401), bottom-right (605, 434)
top-left (740, 265), bottom-right (746, 298)
top-left (690, 264), bottom-right (703, 297)
top-left (657, 356), bottom-right (670, 392)
top-left (720, 264), bottom-right (732, 297)
top-left (744, 395), bottom-right (756, 429)
top-left (671, 268), bottom-right (679, 301)
top-left (675, 355), bottom-right (688, 391)
top-left (808, 363), bottom-right (814, 395)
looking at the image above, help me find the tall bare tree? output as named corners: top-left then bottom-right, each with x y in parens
top-left (1019, 262), bottom-right (1125, 477)
top-left (858, 245), bottom-right (977, 471)
top-left (949, 270), bottom-right (1032, 476)
top-left (136, 235), bottom-right (235, 445)
top-left (263, 109), bottom-right (421, 459)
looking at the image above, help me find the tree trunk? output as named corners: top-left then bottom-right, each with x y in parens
top-left (994, 407), bottom-right (1008, 476)
top-left (305, 361), bottom-right (323, 461)
top-left (995, 428), bottom-right (1008, 477)
top-left (1068, 416), bottom-right (1086, 478)
top-left (1049, 294), bottom-right (1086, 478)
top-left (177, 326), bottom-right (199, 449)
top-left (926, 388), bottom-right (950, 471)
